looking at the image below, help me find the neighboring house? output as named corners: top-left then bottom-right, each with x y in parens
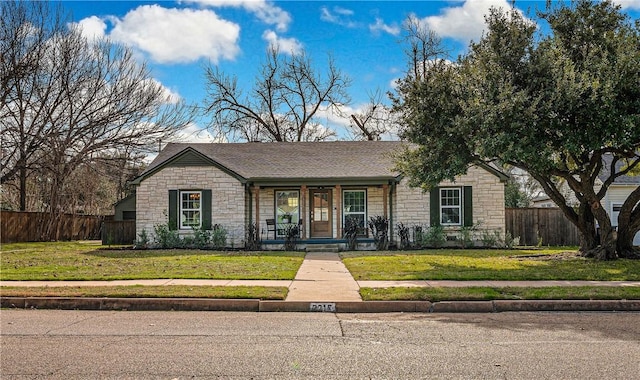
top-left (599, 156), bottom-right (640, 246)
top-left (130, 141), bottom-right (508, 248)
top-left (113, 194), bottom-right (136, 221)
top-left (531, 155), bottom-right (640, 246)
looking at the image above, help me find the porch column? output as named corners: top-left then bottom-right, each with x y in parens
top-left (254, 185), bottom-right (260, 234)
top-left (382, 184), bottom-right (389, 219)
top-left (300, 185), bottom-right (307, 239)
top-left (335, 184), bottom-right (342, 238)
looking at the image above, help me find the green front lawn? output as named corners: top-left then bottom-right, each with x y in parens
top-left (361, 286), bottom-right (640, 301)
top-left (0, 285), bottom-right (288, 299)
top-left (1, 242), bottom-right (305, 281)
top-left (342, 248), bottom-right (640, 281)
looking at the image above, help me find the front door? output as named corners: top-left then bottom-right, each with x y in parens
top-left (310, 189), bottom-right (332, 238)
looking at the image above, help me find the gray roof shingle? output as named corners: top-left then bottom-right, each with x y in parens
top-left (143, 141), bottom-right (408, 180)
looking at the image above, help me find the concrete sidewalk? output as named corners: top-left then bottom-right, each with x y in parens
top-left (286, 251), bottom-right (361, 301)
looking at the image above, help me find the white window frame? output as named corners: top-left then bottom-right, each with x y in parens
top-left (440, 187), bottom-right (462, 226)
top-left (180, 190), bottom-right (202, 229)
top-left (343, 189), bottom-right (367, 235)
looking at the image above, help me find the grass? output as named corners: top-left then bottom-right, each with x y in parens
top-left (1, 241), bottom-right (305, 281)
top-left (341, 248), bottom-right (640, 281)
top-left (0, 285), bottom-right (287, 299)
top-left (360, 286), bottom-right (640, 301)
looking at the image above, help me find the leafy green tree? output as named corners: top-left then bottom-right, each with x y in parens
top-left (393, 1), bottom-right (640, 259)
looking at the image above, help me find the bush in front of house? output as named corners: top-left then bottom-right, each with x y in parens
top-left (144, 222), bottom-right (229, 249)
top-left (368, 215), bottom-right (389, 250)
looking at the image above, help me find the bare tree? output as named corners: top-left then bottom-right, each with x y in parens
top-left (1, 0), bottom-right (65, 210)
top-left (1, 0), bottom-right (194, 238)
top-left (402, 15), bottom-right (449, 81)
top-left (204, 47), bottom-right (351, 142)
top-left (348, 89), bottom-right (397, 141)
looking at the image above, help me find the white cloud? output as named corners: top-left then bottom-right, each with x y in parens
top-left (74, 16), bottom-right (107, 40)
top-left (369, 17), bottom-right (400, 36)
top-left (320, 6), bottom-right (359, 28)
top-left (262, 30), bottom-right (303, 55)
top-left (612, 0), bottom-right (640, 9)
top-left (108, 5), bottom-right (240, 64)
top-left (421, 0), bottom-right (524, 43)
top-left (186, 0), bottom-right (291, 31)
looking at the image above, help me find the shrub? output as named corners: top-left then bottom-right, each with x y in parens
top-left (192, 226), bottom-right (213, 249)
top-left (153, 223), bottom-right (180, 249)
top-left (283, 224), bottom-right (299, 251)
top-left (504, 231), bottom-right (520, 249)
top-left (210, 224), bottom-right (227, 249)
top-left (424, 224), bottom-right (446, 248)
top-left (343, 218), bottom-right (360, 251)
top-left (368, 216), bottom-right (389, 250)
top-left (134, 229), bottom-right (149, 249)
top-left (396, 222), bottom-right (411, 250)
top-left (481, 229), bottom-right (504, 248)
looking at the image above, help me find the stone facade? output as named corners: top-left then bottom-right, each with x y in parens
top-left (393, 165), bottom-right (506, 238)
top-left (137, 164), bottom-right (505, 247)
top-left (136, 166), bottom-right (246, 244)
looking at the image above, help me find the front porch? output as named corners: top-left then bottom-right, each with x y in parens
top-left (260, 237), bottom-right (378, 252)
top-left (249, 182), bottom-right (394, 247)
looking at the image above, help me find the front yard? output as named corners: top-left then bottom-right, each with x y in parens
top-left (2, 243), bottom-right (640, 301)
top-left (1, 241), bottom-right (305, 281)
top-left (341, 248), bottom-right (640, 281)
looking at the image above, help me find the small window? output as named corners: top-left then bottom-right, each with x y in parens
top-left (122, 211), bottom-right (136, 220)
top-left (343, 190), bottom-right (367, 236)
top-left (440, 188), bottom-right (461, 226)
top-left (180, 191), bottom-right (201, 229)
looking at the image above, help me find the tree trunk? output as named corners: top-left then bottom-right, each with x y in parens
top-left (581, 200), bottom-right (618, 260)
top-left (616, 186), bottom-right (640, 259)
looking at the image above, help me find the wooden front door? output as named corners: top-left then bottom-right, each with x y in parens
top-left (310, 189), bottom-right (332, 238)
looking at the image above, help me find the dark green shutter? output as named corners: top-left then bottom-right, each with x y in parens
top-left (463, 186), bottom-right (473, 227)
top-left (168, 190), bottom-right (178, 230)
top-left (430, 187), bottom-right (440, 226)
top-left (202, 189), bottom-right (212, 230)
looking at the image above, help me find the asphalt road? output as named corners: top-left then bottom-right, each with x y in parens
top-left (2, 310), bottom-right (639, 379)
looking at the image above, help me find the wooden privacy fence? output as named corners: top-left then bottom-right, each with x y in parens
top-left (0, 211), bottom-right (103, 243)
top-left (505, 208), bottom-right (580, 246)
top-left (102, 220), bottom-right (136, 245)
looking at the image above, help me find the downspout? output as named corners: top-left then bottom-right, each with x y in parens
top-left (247, 184), bottom-right (253, 227)
top-left (389, 181), bottom-right (395, 245)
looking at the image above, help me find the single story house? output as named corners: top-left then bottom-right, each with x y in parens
top-left (130, 141), bottom-right (508, 249)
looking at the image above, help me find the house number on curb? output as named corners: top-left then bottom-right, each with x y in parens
top-left (310, 303), bottom-right (336, 312)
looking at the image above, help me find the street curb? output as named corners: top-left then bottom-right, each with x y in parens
top-left (2, 297), bottom-right (639, 312)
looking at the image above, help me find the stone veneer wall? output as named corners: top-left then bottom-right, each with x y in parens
top-left (136, 166), bottom-right (246, 244)
top-left (393, 165), bottom-right (506, 239)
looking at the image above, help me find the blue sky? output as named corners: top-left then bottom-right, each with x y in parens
top-left (64, 0), bottom-right (640, 142)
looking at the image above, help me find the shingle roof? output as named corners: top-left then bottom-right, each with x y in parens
top-left (142, 141), bottom-right (408, 180)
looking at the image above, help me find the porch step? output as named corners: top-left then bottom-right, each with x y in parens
top-left (305, 244), bottom-right (341, 253)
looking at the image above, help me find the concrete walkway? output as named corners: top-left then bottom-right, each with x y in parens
top-left (285, 251), bottom-right (361, 301)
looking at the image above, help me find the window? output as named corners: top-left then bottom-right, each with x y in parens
top-left (343, 190), bottom-right (367, 235)
top-left (612, 203), bottom-right (623, 228)
top-left (180, 191), bottom-right (201, 229)
top-left (275, 190), bottom-right (299, 233)
top-left (440, 188), bottom-right (461, 225)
